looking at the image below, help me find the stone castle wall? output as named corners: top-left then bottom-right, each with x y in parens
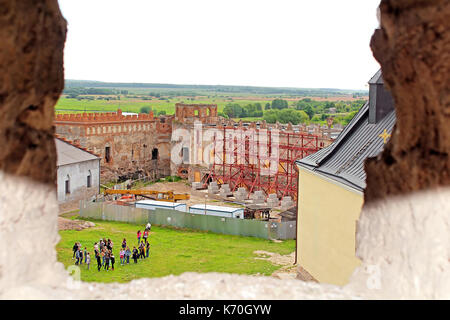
top-left (175, 103), bottom-right (218, 124)
top-left (55, 110), bottom-right (172, 182)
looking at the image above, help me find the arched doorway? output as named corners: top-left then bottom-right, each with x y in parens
top-left (152, 148), bottom-right (158, 160)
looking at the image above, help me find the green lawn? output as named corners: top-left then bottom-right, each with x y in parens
top-left (57, 219), bottom-right (295, 283)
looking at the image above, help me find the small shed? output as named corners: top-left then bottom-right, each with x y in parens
top-left (136, 200), bottom-right (187, 212)
top-left (189, 204), bottom-right (244, 219)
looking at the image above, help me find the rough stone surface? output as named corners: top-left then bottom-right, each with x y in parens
top-left (234, 187), bottom-right (248, 201)
top-left (191, 182), bottom-right (202, 190)
top-left (346, 188), bottom-right (450, 299)
top-left (174, 103), bottom-right (218, 124)
top-left (364, 0), bottom-right (450, 202)
top-left (0, 0), bottom-right (67, 184)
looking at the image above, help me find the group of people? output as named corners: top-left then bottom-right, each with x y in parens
top-left (73, 242), bottom-right (90, 268)
top-left (72, 223), bottom-right (152, 272)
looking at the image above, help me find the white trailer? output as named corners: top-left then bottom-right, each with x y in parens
top-left (136, 200), bottom-right (187, 212)
top-left (189, 204), bottom-right (244, 219)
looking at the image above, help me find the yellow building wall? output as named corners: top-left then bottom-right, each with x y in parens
top-left (297, 167), bottom-right (364, 285)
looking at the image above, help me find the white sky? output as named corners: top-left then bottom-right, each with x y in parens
top-left (58, 0), bottom-right (381, 90)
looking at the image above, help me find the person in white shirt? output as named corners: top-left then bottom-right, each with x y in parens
top-left (86, 253), bottom-right (91, 270)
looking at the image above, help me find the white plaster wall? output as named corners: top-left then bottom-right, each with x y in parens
top-left (0, 171), bottom-right (448, 299)
top-left (57, 159), bottom-right (100, 203)
top-left (346, 188), bottom-right (450, 299)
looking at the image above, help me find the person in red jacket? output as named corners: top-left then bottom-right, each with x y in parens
top-left (137, 230), bottom-right (141, 245)
top-left (143, 229), bottom-right (149, 243)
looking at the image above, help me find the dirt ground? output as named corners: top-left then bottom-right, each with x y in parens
top-left (143, 181), bottom-right (246, 209)
top-left (100, 181), bottom-right (284, 219)
top-left (58, 217), bottom-right (95, 231)
top-left (253, 250), bottom-right (317, 282)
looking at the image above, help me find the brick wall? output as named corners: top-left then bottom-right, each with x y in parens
top-left (55, 109), bottom-right (172, 182)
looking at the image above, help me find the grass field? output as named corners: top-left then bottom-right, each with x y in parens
top-left (55, 92), bottom-right (366, 127)
top-left (57, 218), bottom-right (295, 283)
top-left (55, 96), bottom-right (271, 116)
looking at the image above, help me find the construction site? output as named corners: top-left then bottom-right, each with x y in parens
top-left (55, 103), bottom-right (340, 223)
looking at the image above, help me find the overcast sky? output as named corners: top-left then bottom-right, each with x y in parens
top-left (58, 0), bottom-right (381, 90)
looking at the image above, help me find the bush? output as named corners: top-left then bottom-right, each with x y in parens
top-left (140, 106), bottom-right (152, 114)
top-left (164, 176), bottom-right (182, 182)
top-left (263, 109), bottom-right (309, 125)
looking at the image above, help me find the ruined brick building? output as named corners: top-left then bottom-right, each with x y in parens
top-left (55, 103), bottom-right (338, 192)
top-left (55, 109), bottom-right (172, 182)
top-left (174, 103), bottom-right (218, 124)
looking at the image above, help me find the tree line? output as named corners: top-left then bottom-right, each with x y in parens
top-left (221, 98), bottom-right (366, 126)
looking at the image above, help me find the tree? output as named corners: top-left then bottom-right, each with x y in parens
top-left (262, 109), bottom-right (308, 125)
top-left (223, 103), bottom-right (244, 118)
top-left (304, 105), bottom-right (314, 120)
top-left (218, 112), bottom-right (228, 118)
top-left (265, 102), bottom-right (271, 110)
top-left (263, 110), bottom-right (279, 123)
top-left (279, 109), bottom-right (309, 125)
top-left (297, 110), bottom-right (309, 123)
top-left (324, 102), bottom-right (336, 109)
top-left (140, 106), bottom-right (152, 114)
top-left (271, 99), bottom-right (288, 110)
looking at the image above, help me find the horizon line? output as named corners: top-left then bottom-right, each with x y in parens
top-left (65, 79), bottom-right (369, 93)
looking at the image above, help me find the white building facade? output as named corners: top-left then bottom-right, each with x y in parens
top-left (56, 138), bottom-right (100, 206)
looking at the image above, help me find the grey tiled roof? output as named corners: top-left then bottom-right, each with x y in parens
top-left (296, 101), bottom-right (396, 191)
top-left (56, 138), bottom-right (100, 166)
top-left (368, 69), bottom-right (383, 84)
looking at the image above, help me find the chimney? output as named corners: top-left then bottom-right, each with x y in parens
top-left (368, 69), bottom-right (395, 124)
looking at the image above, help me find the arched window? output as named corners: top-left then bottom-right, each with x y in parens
top-left (65, 175), bottom-right (70, 194)
top-left (87, 170), bottom-right (92, 188)
top-left (105, 146), bottom-right (111, 163)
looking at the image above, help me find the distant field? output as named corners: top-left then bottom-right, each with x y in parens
top-left (57, 81), bottom-right (367, 127)
top-left (55, 96), bottom-right (271, 115)
top-left (55, 95), bottom-right (365, 116)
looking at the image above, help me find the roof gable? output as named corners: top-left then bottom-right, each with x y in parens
top-left (56, 138), bottom-right (100, 166)
top-left (368, 69), bottom-right (383, 84)
top-left (297, 102), bottom-right (396, 191)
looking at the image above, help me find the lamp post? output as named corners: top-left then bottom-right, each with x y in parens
top-left (204, 194), bottom-right (208, 215)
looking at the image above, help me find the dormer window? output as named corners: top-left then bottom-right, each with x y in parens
top-left (368, 70), bottom-right (395, 124)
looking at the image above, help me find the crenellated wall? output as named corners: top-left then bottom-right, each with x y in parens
top-left (175, 103), bottom-right (219, 124)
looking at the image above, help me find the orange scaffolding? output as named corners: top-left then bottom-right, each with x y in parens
top-left (204, 126), bottom-right (321, 200)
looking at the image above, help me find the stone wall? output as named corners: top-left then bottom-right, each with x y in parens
top-left (55, 110), bottom-right (172, 182)
top-left (175, 103), bottom-right (219, 124)
top-left (170, 122), bottom-right (216, 181)
top-left (364, 0), bottom-right (450, 202)
top-left (57, 159), bottom-right (100, 204)
top-left (0, 0), bottom-right (66, 184)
